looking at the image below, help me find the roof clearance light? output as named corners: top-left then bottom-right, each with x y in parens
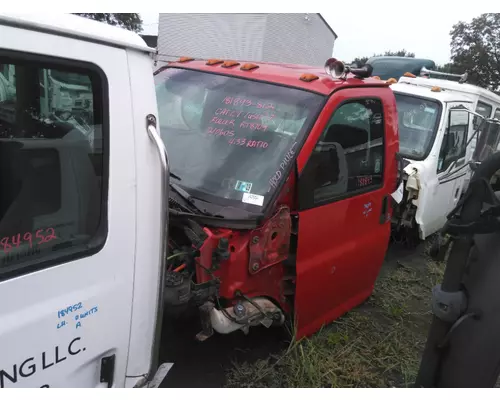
top-left (178, 56), bottom-right (194, 63)
top-left (386, 78), bottom-right (398, 85)
top-left (373, 76), bottom-right (381, 80)
top-left (206, 59), bottom-right (224, 66)
top-left (300, 73), bottom-right (319, 82)
top-left (221, 60), bottom-right (240, 68)
top-left (403, 72), bottom-right (416, 78)
top-left (431, 86), bottom-right (442, 92)
top-left (240, 63), bottom-right (259, 71)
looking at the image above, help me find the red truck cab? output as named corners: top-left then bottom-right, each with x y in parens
top-left (154, 58), bottom-right (399, 340)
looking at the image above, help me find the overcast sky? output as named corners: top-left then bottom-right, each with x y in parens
top-left (140, 8), bottom-right (498, 66)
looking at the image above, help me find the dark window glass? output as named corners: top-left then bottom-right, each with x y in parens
top-left (438, 109), bottom-right (469, 173)
top-left (494, 108), bottom-right (500, 121)
top-left (0, 58), bottom-right (105, 277)
top-left (473, 101), bottom-right (493, 130)
top-left (299, 98), bottom-right (385, 208)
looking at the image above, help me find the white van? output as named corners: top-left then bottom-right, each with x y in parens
top-left (389, 70), bottom-right (498, 243)
top-left (0, 13), bottom-right (171, 388)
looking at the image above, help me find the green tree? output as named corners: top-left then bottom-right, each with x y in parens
top-left (383, 49), bottom-right (415, 58)
top-left (449, 13), bottom-right (500, 90)
top-left (434, 63), bottom-right (464, 74)
top-left (351, 49), bottom-right (415, 67)
top-left (73, 13), bottom-right (143, 33)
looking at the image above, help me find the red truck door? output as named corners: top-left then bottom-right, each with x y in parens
top-left (294, 87), bottom-right (398, 338)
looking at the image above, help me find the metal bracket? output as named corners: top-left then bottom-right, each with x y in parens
top-left (431, 284), bottom-right (467, 323)
top-left (190, 280), bottom-right (220, 306)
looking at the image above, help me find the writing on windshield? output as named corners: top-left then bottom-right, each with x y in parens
top-left (154, 67), bottom-right (325, 211)
top-left (206, 97), bottom-right (280, 148)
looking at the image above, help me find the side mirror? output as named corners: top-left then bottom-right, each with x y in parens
top-left (298, 141), bottom-right (348, 209)
top-left (314, 141), bottom-right (348, 190)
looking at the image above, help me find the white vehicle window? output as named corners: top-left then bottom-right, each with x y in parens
top-left (394, 93), bottom-right (441, 160)
top-left (438, 109), bottom-right (469, 173)
top-left (0, 55), bottom-right (107, 281)
top-left (493, 108), bottom-right (500, 121)
top-left (476, 101), bottom-right (492, 119)
top-left (474, 101), bottom-right (493, 130)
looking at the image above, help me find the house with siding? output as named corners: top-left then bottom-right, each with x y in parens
top-left (156, 13), bottom-right (337, 67)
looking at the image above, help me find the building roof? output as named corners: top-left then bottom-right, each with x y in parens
top-left (156, 59), bottom-right (387, 96)
top-left (0, 13), bottom-right (154, 53)
top-left (317, 13), bottom-right (338, 40)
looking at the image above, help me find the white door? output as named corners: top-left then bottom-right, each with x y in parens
top-left (0, 24), bottom-right (136, 387)
top-left (420, 103), bottom-right (471, 236)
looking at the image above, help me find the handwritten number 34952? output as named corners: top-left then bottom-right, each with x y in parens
top-left (1, 228), bottom-right (57, 254)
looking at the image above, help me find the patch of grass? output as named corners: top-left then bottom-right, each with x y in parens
top-left (225, 254), bottom-right (446, 388)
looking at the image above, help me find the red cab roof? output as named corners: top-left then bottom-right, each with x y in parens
top-left (157, 59), bottom-right (389, 96)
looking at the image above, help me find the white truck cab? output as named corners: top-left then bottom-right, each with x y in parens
top-left (0, 13), bottom-right (171, 388)
top-left (390, 70), bottom-right (500, 244)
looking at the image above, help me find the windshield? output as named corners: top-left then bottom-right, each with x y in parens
top-left (155, 67), bottom-right (325, 213)
top-left (394, 93), bottom-right (441, 159)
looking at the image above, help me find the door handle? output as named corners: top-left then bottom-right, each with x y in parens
top-left (379, 195), bottom-right (389, 224)
top-left (100, 354), bottom-right (116, 388)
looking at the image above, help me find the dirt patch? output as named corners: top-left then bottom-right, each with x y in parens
top-left (225, 248), bottom-right (445, 388)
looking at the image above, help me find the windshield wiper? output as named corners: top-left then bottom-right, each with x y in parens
top-left (170, 181), bottom-right (193, 205)
top-left (170, 171), bottom-right (182, 181)
top-left (169, 182), bottom-right (215, 217)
